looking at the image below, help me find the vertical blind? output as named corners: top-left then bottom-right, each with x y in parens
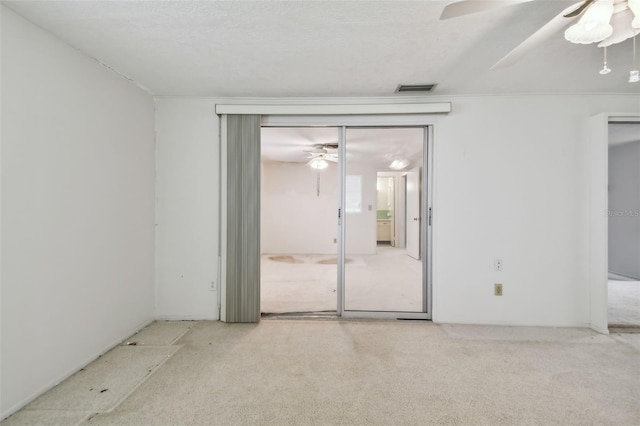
top-left (225, 114), bottom-right (261, 322)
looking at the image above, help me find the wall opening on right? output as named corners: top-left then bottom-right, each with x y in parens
top-left (607, 123), bottom-right (640, 329)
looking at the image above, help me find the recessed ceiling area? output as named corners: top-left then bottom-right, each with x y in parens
top-left (3, 0), bottom-right (639, 96)
top-left (262, 127), bottom-right (423, 170)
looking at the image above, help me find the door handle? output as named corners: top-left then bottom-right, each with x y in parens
top-left (413, 217), bottom-right (420, 221)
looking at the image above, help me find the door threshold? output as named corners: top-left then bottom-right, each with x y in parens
top-left (609, 324), bottom-right (640, 333)
top-left (261, 311), bottom-right (338, 320)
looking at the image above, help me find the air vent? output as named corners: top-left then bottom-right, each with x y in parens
top-left (396, 84), bottom-right (437, 93)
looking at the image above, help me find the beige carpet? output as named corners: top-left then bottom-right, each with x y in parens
top-left (3, 320), bottom-right (639, 426)
top-left (260, 246), bottom-right (423, 313)
top-left (608, 278), bottom-right (640, 326)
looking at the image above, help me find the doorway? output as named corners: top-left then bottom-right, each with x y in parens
top-left (607, 122), bottom-right (640, 330)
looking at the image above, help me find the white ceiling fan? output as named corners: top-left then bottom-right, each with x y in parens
top-left (305, 144), bottom-right (339, 170)
top-left (440, 0), bottom-right (640, 80)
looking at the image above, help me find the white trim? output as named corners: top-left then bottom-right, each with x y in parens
top-left (607, 115), bottom-right (640, 123)
top-left (262, 114), bottom-right (441, 127)
top-left (155, 315), bottom-right (218, 321)
top-left (216, 103), bottom-right (451, 116)
top-left (156, 93), bottom-right (640, 102)
top-left (588, 114), bottom-right (609, 335)
top-left (590, 324), bottom-right (611, 335)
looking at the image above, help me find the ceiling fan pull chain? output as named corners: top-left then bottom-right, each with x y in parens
top-left (630, 35), bottom-right (640, 82)
top-left (600, 46), bottom-right (612, 74)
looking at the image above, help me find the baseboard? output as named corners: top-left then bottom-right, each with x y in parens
top-left (590, 323), bottom-right (610, 335)
top-left (1, 317), bottom-right (154, 421)
top-left (432, 318), bottom-right (591, 328)
top-left (155, 314), bottom-right (219, 321)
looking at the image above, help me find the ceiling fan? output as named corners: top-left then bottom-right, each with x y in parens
top-left (440, 0), bottom-right (640, 80)
top-left (305, 144), bottom-right (338, 170)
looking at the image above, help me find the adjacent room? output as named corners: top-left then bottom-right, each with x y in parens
top-left (607, 122), bottom-right (640, 330)
top-left (260, 127), bottom-right (340, 314)
top-left (260, 127), bottom-right (426, 315)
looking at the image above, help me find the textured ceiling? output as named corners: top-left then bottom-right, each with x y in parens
top-left (4, 0), bottom-right (640, 96)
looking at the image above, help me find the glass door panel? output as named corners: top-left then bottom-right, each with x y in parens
top-left (343, 128), bottom-right (426, 312)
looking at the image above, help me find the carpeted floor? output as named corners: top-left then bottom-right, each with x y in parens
top-left (260, 246), bottom-right (422, 313)
top-left (608, 278), bottom-right (640, 327)
top-left (3, 320), bottom-right (639, 426)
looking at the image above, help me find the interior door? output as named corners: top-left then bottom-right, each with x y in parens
top-left (405, 167), bottom-right (421, 260)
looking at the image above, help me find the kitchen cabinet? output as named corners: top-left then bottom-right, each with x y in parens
top-left (377, 220), bottom-right (391, 241)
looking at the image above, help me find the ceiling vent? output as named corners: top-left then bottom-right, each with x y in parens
top-left (396, 84), bottom-right (437, 93)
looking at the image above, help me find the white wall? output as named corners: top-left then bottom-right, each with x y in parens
top-left (154, 98), bottom-right (219, 319)
top-left (608, 141), bottom-right (640, 279)
top-left (433, 95), bottom-right (639, 327)
top-left (154, 95), bottom-right (639, 328)
top-left (1, 6), bottom-right (155, 418)
top-left (261, 161), bottom-right (338, 254)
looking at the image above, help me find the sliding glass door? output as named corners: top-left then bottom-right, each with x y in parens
top-left (340, 127), bottom-right (430, 317)
top-left (252, 119), bottom-right (433, 320)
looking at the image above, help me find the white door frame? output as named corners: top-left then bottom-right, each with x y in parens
top-left (587, 113), bottom-right (640, 334)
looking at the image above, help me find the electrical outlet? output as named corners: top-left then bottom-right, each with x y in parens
top-left (209, 281), bottom-right (216, 291)
top-left (494, 258), bottom-right (503, 271)
top-left (333, 238), bottom-right (337, 244)
top-left (494, 283), bottom-right (503, 296)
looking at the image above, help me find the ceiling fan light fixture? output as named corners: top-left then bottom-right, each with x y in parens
top-left (629, 0), bottom-right (640, 27)
top-left (630, 34), bottom-right (639, 82)
top-left (309, 157), bottom-right (328, 170)
top-left (565, 0), bottom-right (615, 44)
top-left (389, 159), bottom-right (409, 170)
top-left (598, 8), bottom-right (640, 47)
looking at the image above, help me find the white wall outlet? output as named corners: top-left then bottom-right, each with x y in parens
top-left (209, 280), bottom-right (216, 291)
top-left (494, 258), bottom-right (503, 271)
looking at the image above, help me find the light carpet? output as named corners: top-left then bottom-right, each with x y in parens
top-left (4, 320), bottom-right (638, 425)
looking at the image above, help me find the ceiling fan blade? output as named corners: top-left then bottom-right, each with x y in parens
top-left (326, 157), bottom-right (339, 163)
top-left (440, 0), bottom-right (533, 20)
top-left (491, 1), bottom-right (583, 69)
top-left (563, 0), bottom-right (595, 18)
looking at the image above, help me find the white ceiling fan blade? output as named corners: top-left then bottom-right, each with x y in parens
top-left (440, 0), bottom-right (533, 20)
top-left (325, 157), bottom-right (339, 163)
top-left (491, 1), bottom-right (583, 69)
